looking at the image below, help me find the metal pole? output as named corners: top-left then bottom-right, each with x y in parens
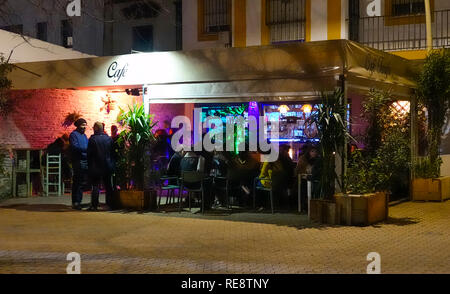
top-left (425, 0), bottom-right (432, 52)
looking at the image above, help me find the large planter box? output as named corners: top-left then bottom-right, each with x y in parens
top-left (116, 190), bottom-right (157, 211)
top-left (335, 192), bottom-right (389, 226)
top-left (310, 192), bottom-right (388, 226)
top-left (309, 199), bottom-right (337, 225)
top-left (412, 177), bottom-right (450, 202)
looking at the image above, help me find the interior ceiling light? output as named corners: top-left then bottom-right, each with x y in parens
top-left (302, 104), bottom-right (312, 113)
top-left (278, 105), bottom-right (290, 114)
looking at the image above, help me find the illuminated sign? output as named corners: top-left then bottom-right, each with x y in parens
top-left (107, 62), bottom-right (129, 83)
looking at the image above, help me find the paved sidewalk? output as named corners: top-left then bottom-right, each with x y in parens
top-left (0, 195), bottom-right (449, 274)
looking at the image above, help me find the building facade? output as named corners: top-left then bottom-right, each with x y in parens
top-left (0, 0), bottom-right (180, 56)
top-left (182, 0), bottom-right (450, 59)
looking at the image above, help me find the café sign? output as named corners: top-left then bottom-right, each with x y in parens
top-left (107, 61), bottom-right (129, 83)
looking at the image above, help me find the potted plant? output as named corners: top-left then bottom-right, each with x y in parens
top-left (337, 89), bottom-right (410, 226)
top-left (412, 49), bottom-right (450, 202)
top-left (308, 89), bottom-right (352, 225)
top-left (115, 104), bottom-right (158, 210)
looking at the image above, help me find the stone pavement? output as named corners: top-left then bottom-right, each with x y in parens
top-left (0, 194), bottom-right (449, 274)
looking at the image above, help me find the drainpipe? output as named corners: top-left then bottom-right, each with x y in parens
top-left (425, 0), bottom-right (432, 52)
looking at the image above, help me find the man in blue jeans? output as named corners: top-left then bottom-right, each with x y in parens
top-left (69, 118), bottom-right (88, 210)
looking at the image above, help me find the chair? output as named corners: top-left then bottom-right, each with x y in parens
top-left (43, 153), bottom-right (62, 196)
top-left (179, 171), bottom-right (206, 214)
top-left (212, 170), bottom-right (242, 211)
top-left (159, 173), bottom-right (181, 207)
top-left (146, 170), bottom-right (181, 210)
top-left (253, 177), bottom-right (274, 214)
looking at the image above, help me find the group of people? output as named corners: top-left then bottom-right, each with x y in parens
top-left (69, 118), bottom-right (116, 211)
top-left (55, 116), bottom-right (321, 213)
top-left (162, 143), bottom-right (321, 212)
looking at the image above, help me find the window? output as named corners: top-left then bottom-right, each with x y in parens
top-left (61, 19), bottom-right (73, 48)
top-left (121, 1), bottom-right (161, 19)
top-left (392, 0), bottom-right (425, 17)
top-left (132, 25), bottom-right (153, 52)
top-left (385, 0), bottom-right (434, 26)
top-left (198, 0), bottom-right (231, 41)
top-left (203, 0), bottom-right (231, 33)
top-left (37, 22), bottom-right (47, 41)
top-left (265, 0), bottom-right (306, 43)
top-left (1, 24), bottom-right (23, 35)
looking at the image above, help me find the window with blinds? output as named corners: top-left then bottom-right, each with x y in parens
top-left (265, 0), bottom-right (306, 43)
top-left (203, 0), bottom-right (231, 34)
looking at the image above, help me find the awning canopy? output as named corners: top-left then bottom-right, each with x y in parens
top-left (8, 40), bottom-right (420, 101)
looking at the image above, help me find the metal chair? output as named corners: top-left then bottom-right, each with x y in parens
top-left (212, 169), bottom-right (242, 211)
top-left (179, 171), bottom-right (206, 214)
top-left (253, 177), bottom-right (274, 214)
top-left (147, 170), bottom-right (180, 210)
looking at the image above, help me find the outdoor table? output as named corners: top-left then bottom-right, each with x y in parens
top-left (298, 174), bottom-right (312, 216)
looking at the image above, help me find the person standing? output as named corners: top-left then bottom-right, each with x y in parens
top-left (87, 122), bottom-right (114, 211)
top-left (69, 118), bottom-right (88, 210)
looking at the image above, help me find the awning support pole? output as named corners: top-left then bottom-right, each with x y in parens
top-left (425, 0), bottom-right (433, 52)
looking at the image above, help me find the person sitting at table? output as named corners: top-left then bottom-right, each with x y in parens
top-left (257, 144), bottom-right (294, 210)
top-left (210, 149), bottom-right (230, 208)
top-left (295, 145), bottom-right (319, 212)
top-left (166, 149), bottom-right (186, 185)
top-left (180, 146), bottom-right (211, 211)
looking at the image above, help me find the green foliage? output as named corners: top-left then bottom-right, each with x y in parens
top-left (310, 89), bottom-right (352, 199)
top-left (361, 89), bottom-right (392, 155)
top-left (414, 157), bottom-right (443, 179)
top-left (0, 150), bottom-right (6, 177)
top-left (347, 89), bottom-right (411, 196)
top-left (62, 111), bottom-right (82, 128)
top-left (0, 54), bottom-right (14, 117)
top-left (116, 104), bottom-right (157, 190)
top-left (416, 49), bottom-right (450, 176)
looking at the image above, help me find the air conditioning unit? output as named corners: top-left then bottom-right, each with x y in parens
top-left (218, 31), bottom-right (231, 47)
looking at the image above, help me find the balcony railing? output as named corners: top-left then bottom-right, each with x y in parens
top-left (351, 10), bottom-right (450, 51)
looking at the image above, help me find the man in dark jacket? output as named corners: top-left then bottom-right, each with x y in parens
top-left (69, 118), bottom-right (88, 210)
top-left (87, 122), bottom-right (114, 211)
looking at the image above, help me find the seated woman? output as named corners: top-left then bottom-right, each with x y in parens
top-left (257, 144), bottom-right (294, 210)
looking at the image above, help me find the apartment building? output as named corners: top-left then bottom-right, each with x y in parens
top-left (0, 0), bottom-right (180, 56)
top-left (183, 0), bottom-right (450, 59)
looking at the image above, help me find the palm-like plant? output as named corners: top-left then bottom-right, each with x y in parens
top-left (116, 104), bottom-right (157, 190)
top-left (416, 49), bottom-right (450, 178)
top-left (310, 89), bottom-right (352, 200)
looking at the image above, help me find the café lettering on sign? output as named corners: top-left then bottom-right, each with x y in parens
top-left (108, 61), bottom-right (129, 83)
top-left (364, 55), bottom-right (391, 78)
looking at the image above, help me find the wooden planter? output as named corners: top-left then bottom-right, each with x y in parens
top-left (116, 190), bottom-right (157, 211)
top-left (310, 192), bottom-right (388, 226)
top-left (412, 177), bottom-right (450, 202)
top-left (335, 192), bottom-right (389, 226)
top-left (309, 199), bottom-right (338, 225)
